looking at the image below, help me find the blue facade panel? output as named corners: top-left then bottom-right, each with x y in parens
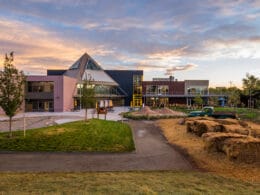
top-left (105, 70), bottom-right (143, 106)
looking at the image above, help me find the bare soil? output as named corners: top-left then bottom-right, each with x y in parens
top-left (132, 106), bottom-right (186, 116)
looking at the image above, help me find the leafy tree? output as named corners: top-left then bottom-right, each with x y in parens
top-left (227, 87), bottom-right (241, 107)
top-left (193, 95), bottom-right (203, 108)
top-left (242, 73), bottom-right (260, 95)
top-left (0, 52), bottom-right (26, 137)
top-left (81, 74), bottom-right (96, 121)
top-left (242, 73), bottom-right (260, 108)
top-left (208, 96), bottom-right (219, 106)
top-left (209, 87), bottom-right (228, 95)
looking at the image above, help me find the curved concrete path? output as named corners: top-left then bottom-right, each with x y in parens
top-left (0, 120), bottom-right (193, 172)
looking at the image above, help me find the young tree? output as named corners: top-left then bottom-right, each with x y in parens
top-left (81, 74), bottom-right (96, 121)
top-left (242, 73), bottom-right (260, 94)
top-left (193, 95), bottom-right (203, 108)
top-left (227, 87), bottom-right (241, 107)
top-left (0, 52), bottom-right (26, 137)
top-left (242, 73), bottom-right (260, 108)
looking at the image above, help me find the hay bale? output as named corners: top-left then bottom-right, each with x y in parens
top-left (215, 118), bottom-right (239, 125)
top-left (186, 117), bottom-right (214, 122)
top-left (186, 121), bottom-right (194, 133)
top-left (198, 120), bottom-right (225, 133)
top-left (238, 120), bottom-right (249, 128)
top-left (186, 119), bottom-right (225, 136)
top-left (192, 121), bottom-right (209, 136)
top-left (202, 132), bottom-right (247, 153)
top-left (223, 137), bottom-right (260, 163)
top-left (222, 124), bottom-right (250, 136)
top-left (251, 129), bottom-right (260, 138)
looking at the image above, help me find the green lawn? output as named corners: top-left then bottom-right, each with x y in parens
top-left (0, 171), bottom-right (259, 194)
top-left (214, 107), bottom-right (260, 121)
top-left (0, 119), bottom-right (134, 152)
top-left (170, 106), bottom-right (260, 122)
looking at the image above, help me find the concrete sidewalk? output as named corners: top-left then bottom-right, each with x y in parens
top-left (0, 107), bottom-right (129, 132)
top-left (0, 120), bottom-right (194, 172)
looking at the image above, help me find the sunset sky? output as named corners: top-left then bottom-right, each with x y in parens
top-left (0, 0), bottom-right (259, 87)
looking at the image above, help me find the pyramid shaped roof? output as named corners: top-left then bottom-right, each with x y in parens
top-left (64, 53), bottom-right (118, 86)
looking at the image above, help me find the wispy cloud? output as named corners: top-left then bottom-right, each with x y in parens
top-left (0, 17), bottom-right (114, 73)
top-left (0, 0), bottom-right (259, 86)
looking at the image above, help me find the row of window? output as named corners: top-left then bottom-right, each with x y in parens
top-left (187, 87), bottom-right (208, 95)
top-left (146, 85), bottom-right (208, 95)
top-left (26, 100), bottom-right (54, 112)
top-left (76, 84), bottom-right (121, 96)
top-left (146, 85), bottom-right (169, 95)
top-left (27, 81), bottom-right (54, 93)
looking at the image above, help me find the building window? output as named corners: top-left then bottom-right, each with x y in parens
top-left (27, 81), bottom-right (54, 93)
top-left (146, 85), bottom-right (169, 95)
top-left (187, 87), bottom-right (208, 95)
top-left (158, 85), bottom-right (169, 95)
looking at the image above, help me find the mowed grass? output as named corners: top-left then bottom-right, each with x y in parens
top-left (0, 119), bottom-right (134, 152)
top-left (214, 107), bottom-right (260, 122)
top-left (0, 171), bottom-right (259, 194)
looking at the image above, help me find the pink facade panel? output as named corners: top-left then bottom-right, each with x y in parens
top-left (26, 75), bottom-right (77, 112)
top-left (63, 76), bottom-right (77, 111)
top-left (27, 75), bottom-right (64, 112)
top-left (0, 107), bottom-right (4, 115)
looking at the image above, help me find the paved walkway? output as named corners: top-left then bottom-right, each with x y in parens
top-left (0, 120), bottom-right (193, 172)
top-left (0, 107), bottom-right (129, 132)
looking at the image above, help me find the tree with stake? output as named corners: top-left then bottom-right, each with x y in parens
top-left (81, 74), bottom-right (96, 121)
top-left (0, 52), bottom-right (26, 137)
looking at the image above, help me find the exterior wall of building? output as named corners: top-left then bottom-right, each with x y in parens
top-left (142, 80), bottom-right (185, 95)
top-left (184, 80), bottom-right (209, 95)
top-left (26, 75), bottom-right (64, 112)
top-left (105, 70), bottom-right (143, 106)
top-left (63, 76), bottom-right (77, 111)
top-left (0, 107), bottom-right (4, 115)
top-left (142, 80), bottom-right (210, 107)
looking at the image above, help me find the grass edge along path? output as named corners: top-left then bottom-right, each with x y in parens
top-left (0, 171), bottom-right (259, 194)
top-left (0, 119), bottom-right (135, 152)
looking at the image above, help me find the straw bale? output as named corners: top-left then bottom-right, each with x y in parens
top-left (223, 137), bottom-right (260, 163)
top-left (251, 129), bottom-right (260, 138)
top-left (222, 124), bottom-right (250, 136)
top-left (214, 118), bottom-right (240, 125)
top-left (187, 120), bottom-right (225, 136)
top-left (202, 132), bottom-right (247, 152)
top-left (186, 121), bottom-right (194, 133)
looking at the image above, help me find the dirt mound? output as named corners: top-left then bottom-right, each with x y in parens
top-left (133, 106), bottom-right (159, 116)
top-left (155, 108), bottom-right (186, 116)
top-left (131, 106), bottom-right (186, 117)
